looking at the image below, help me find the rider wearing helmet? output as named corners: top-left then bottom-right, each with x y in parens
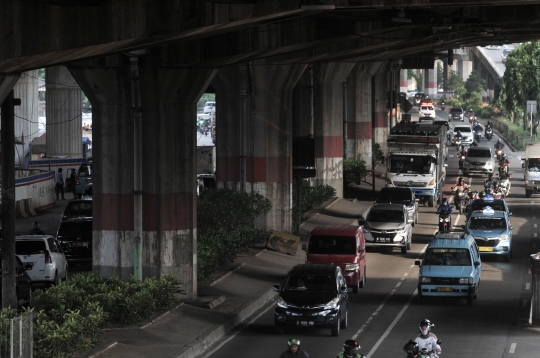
top-left (28, 221), bottom-right (45, 235)
top-left (337, 340), bottom-right (365, 358)
top-left (436, 198), bottom-right (453, 217)
top-left (414, 319), bottom-right (441, 356)
top-left (458, 146), bottom-right (467, 158)
top-left (403, 340), bottom-right (420, 358)
top-left (494, 138), bottom-right (505, 150)
top-left (454, 130), bottom-right (463, 140)
top-left (279, 338), bottom-right (310, 358)
top-left (484, 173), bottom-right (496, 192)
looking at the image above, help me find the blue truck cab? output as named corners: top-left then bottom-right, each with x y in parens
top-left (415, 232), bottom-right (481, 306)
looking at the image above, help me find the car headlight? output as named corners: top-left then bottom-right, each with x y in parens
top-left (277, 297), bottom-right (288, 308)
top-left (396, 228), bottom-right (408, 235)
top-left (495, 234), bottom-right (509, 241)
top-left (363, 228), bottom-right (371, 234)
top-left (345, 263), bottom-right (359, 271)
top-left (487, 162), bottom-right (493, 167)
top-left (421, 277), bottom-right (431, 283)
top-left (459, 278), bottom-right (472, 284)
top-left (323, 298), bottom-right (340, 310)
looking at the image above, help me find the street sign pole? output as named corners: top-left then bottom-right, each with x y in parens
top-left (527, 100), bottom-right (537, 140)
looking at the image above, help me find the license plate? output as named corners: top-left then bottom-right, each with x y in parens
top-left (71, 242), bottom-right (88, 248)
top-left (377, 237), bottom-right (391, 243)
top-left (436, 287), bottom-right (454, 292)
top-left (297, 321), bottom-right (313, 326)
top-left (479, 247), bottom-right (493, 252)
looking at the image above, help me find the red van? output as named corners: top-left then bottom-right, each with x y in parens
top-left (302, 225), bottom-right (366, 293)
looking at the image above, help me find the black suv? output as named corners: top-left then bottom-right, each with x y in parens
top-left (60, 199), bottom-right (92, 221)
top-left (375, 187), bottom-right (418, 226)
top-left (273, 264), bottom-right (349, 336)
top-left (56, 218), bottom-right (92, 266)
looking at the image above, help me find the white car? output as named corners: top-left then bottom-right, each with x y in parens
top-left (485, 45), bottom-right (501, 50)
top-left (452, 124), bottom-right (474, 146)
top-left (419, 104), bottom-right (435, 121)
top-left (16, 235), bottom-right (68, 286)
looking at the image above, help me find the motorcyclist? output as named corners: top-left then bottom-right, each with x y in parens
top-left (498, 173), bottom-right (511, 196)
top-left (336, 340), bottom-right (365, 358)
top-left (279, 338), bottom-right (309, 358)
top-left (436, 198), bottom-right (453, 226)
top-left (499, 153), bottom-right (510, 167)
top-left (454, 130), bottom-right (463, 141)
top-left (403, 340), bottom-right (421, 358)
top-left (452, 178), bottom-right (469, 210)
top-left (28, 221), bottom-right (45, 235)
top-left (484, 173), bottom-right (497, 193)
top-left (414, 319), bottom-right (441, 356)
top-left (494, 138), bottom-right (505, 150)
top-left (458, 146), bottom-right (468, 158)
top-left (474, 124), bottom-right (483, 139)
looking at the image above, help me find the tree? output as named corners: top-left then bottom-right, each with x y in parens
top-left (410, 70), bottom-right (423, 91)
top-left (437, 63), bottom-right (444, 89)
top-left (447, 71), bottom-right (464, 93)
top-left (464, 70), bottom-right (486, 99)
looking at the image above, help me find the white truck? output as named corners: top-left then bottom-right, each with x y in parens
top-left (197, 146), bottom-right (216, 194)
top-left (522, 142), bottom-right (540, 198)
top-left (385, 122), bottom-right (448, 207)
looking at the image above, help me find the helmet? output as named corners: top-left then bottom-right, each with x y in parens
top-left (32, 221), bottom-right (39, 229)
top-left (458, 177), bottom-right (465, 186)
top-left (419, 319), bottom-right (434, 334)
top-left (403, 340), bottom-right (419, 358)
top-left (343, 340), bottom-right (360, 352)
top-left (441, 198), bottom-right (448, 205)
top-left (288, 338), bottom-right (300, 347)
top-left (488, 173), bottom-right (493, 179)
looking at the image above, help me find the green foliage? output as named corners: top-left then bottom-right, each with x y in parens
top-left (292, 180), bottom-right (336, 233)
top-left (447, 71), bottom-right (464, 93)
top-left (343, 159), bottom-right (367, 187)
top-left (197, 189), bottom-right (272, 281)
top-left (197, 93), bottom-right (216, 109)
top-left (410, 71), bottom-right (423, 91)
top-left (444, 97), bottom-right (463, 108)
top-left (464, 70), bottom-right (486, 99)
top-left (0, 273), bottom-right (180, 358)
top-left (372, 143), bottom-right (383, 161)
top-left (38, 68), bottom-right (45, 79)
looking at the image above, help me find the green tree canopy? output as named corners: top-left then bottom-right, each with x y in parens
top-left (464, 70), bottom-right (486, 98)
top-left (447, 71), bottom-right (464, 93)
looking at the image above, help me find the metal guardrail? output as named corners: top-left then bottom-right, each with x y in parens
top-left (0, 311), bottom-right (33, 358)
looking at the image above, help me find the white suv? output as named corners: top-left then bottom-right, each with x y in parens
top-left (419, 104), bottom-right (435, 121)
top-left (452, 124), bottom-right (474, 146)
top-left (16, 236), bottom-right (68, 286)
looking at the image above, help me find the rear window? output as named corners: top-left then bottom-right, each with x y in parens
top-left (16, 240), bottom-right (46, 255)
top-left (58, 221), bottom-right (92, 239)
top-left (467, 149), bottom-right (491, 158)
top-left (378, 189), bottom-right (412, 201)
top-left (78, 164), bottom-right (92, 177)
top-left (454, 127), bottom-right (471, 133)
top-left (308, 236), bottom-right (356, 255)
top-left (65, 201), bottom-right (92, 212)
top-left (470, 203), bottom-right (505, 212)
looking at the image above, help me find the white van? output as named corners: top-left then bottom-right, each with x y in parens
top-left (523, 142), bottom-right (540, 197)
top-left (203, 101), bottom-right (215, 114)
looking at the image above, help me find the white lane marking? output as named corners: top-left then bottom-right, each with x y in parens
top-left (509, 343), bottom-right (517, 353)
top-left (89, 342), bottom-right (118, 358)
top-left (200, 300), bottom-right (275, 358)
top-left (366, 289), bottom-right (417, 358)
top-left (454, 214), bottom-right (461, 227)
top-left (526, 283), bottom-right (531, 290)
top-left (535, 224), bottom-right (538, 228)
top-left (534, 234), bottom-right (537, 239)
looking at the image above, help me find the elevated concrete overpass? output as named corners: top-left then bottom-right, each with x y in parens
top-left (2, 1), bottom-right (540, 298)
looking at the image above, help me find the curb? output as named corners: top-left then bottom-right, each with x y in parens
top-left (175, 288), bottom-right (278, 358)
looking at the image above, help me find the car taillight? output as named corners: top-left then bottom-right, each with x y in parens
top-left (45, 250), bottom-right (52, 264)
top-left (75, 179), bottom-right (80, 185)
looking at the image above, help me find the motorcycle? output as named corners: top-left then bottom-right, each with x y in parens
top-left (455, 138), bottom-right (462, 151)
top-left (459, 154), bottom-right (466, 170)
top-left (495, 148), bottom-right (504, 161)
top-left (441, 104), bottom-right (445, 111)
top-left (438, 212), bottom-right (452, 233)
top-left (453, 188), bottom-right (470, 215)
top-left (468, 113), bottom-right (475, 122)
top-left (475, 130), bottom-right (482, 142)
top-left (498, 176), bottom-right (511, 196)
top-left (485, 127), bottom-right (493, 140)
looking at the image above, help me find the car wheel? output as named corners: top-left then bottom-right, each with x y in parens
top-left (504, 252), bottom-right (511, 262)
top-left (401, 244), bottom-right (408, 254)
top-left (49, 270), bottom-right (59, 287)
top-left (340, 310), bottom-right (348, 329)
top-left (467, 293), bottom-right (474, 306)
top-left (331, 314), bottom-right (341, 336)
top-left (352, 281), bottom-right (359, 293)
top-left (428, 196), bottom-right (434, 207)
top-left (526, 190), bottom-right (531, 198)
top-left (359, 270), bottom-right (366, 288)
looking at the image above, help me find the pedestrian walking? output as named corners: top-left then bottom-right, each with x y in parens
top-left (69, 168), bottom-right (77, 199)
top-left (55, 168), bottom-right (65, 200)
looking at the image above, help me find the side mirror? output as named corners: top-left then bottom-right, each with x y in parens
top-left (444, 164), bottom-right (448, 167)
top-left (341, 286), bottom-right (348, 293)
top-left (474, 261), bottom-right (480, 267)
top-left (358, 245), bottom-right (365, 252)
top-left (509, 226), bottom-right (513, 230)
top-left (272, 285), bottom-right (280, 292)
top-left (415, 260), bottom-right (421, 266)
top-left (301, 244), bottom-right (306, 251)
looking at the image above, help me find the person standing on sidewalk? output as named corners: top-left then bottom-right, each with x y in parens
top-left (55, 168), bottom-right (65, 200)
top-left (279, 338), bottom-right (309, 358)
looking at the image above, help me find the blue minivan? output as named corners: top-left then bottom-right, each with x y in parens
top-left (415, 233), bottom-right (481, 306)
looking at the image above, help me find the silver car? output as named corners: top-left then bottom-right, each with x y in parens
top-left (463, 146), bottom-right (495, 177)
top-left (362, 203), bottom-right (413, 254)
top-left (16, 236), bottom-right (68, 286)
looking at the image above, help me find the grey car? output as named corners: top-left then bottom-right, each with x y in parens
top-left (375, 187), bottom-right (418, 226)
top-left (463, 147), bottom-right (495, 177)
top-left (76, 162), bottom-right (92, 198)
top-left (362, 203), bottom-right (413, 254)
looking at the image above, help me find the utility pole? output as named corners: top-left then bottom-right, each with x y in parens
top-left (1, 89), bottom-right (21, 308)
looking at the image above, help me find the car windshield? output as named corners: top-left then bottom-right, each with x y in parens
top-left (78, 164), bottom-right (92, 177)
top-left (527, 159), bottom-right (540, 171)
top-left (65, 201), bottom-right (92, 212)
top-left (16, 240), bottom-right (46, 255)
top-left (58, 221), bottom-right (93, 239)
top-left (468, 217), bottom-right (506, 230)
top-left (378, 190), bottom-right (412, 202)
top-left (284, 274), bottom-right (335, 292)
top-left (424, 248), bottom-right (472, 266)
top-left (368, 210), bottom-right (404, 223)
top-left (308, 236), bottom-right (356, 255)
top-left (467, 150), bottom-right (491, 158)
top-left (455, 127), bottom-right (471, 133)
top-left (390, 155), bottom-right (434, 174)
top-left (451, 108), bottom-right (463, 113)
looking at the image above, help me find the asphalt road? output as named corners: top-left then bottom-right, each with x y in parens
top-left (202, 109), bottom-right (540, 358)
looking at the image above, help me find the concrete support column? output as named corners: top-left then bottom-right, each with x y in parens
top-left (373, 65), bottom-right (390, 157)
top-left (313, 63), bottom-right (355, 197)
top-left (293, 67), bottom-right (314, 138)
top-left (399, 69), bottom-right (408, 93)
top-left (13, 71), bottom-right (39, 167)
top-left (70, 55), bottom-right (216, 299)
top-left (424, 68), bottom-right (437, 98)
top-left (46, 66), bottom-right (82, 157)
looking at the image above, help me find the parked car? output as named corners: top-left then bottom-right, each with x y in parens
top-left (448, 107), bottom-right (464, 122)
top-left (75, 162), bottom-right (92, 199)
top-left (273, 263), bottom-right (349, 336)
top-left (56, 218), bottom-right (93, 266)
top-left (16, 235), bottom-right (68, 286)
top-left (463, 207), bottom-right (513, 262)
top-left (0, 256), bottom-right (32, 308)
top-left (83, 183), bottom-right (93, 199)
top-left (363, 203), bottom-right (413, 253)
top-left (462, 146), bottom-right (494, 177)
top-left (415, 232), bottom-right (481, 306)
top-left (302, 225), bottom-right (366, 293)
top-left (375, 187), bottom-right (418, 226)
top-left (60, 199), bottom-right (92, 221)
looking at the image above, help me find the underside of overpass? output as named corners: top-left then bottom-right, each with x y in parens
top-left (2, 0), bottom-right (540, 298)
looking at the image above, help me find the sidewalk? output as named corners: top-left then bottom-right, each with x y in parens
top-left (81, 180), bottom-right (386, 358)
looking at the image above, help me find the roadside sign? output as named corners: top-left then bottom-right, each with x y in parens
top-left (527, 100), bottom-right (537, 114)
top-left (400, 97), bottom-right (413, 113)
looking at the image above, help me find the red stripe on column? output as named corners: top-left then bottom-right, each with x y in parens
top-left (246, 157), bottom-right (266, 182)
top-left (315, 136), bottom-right (343, 158)
top-left (400, 80), bottom-right (408, 87)
top-left (94, 193), bottom-right (134, 231)
top-left (374, 112), bottom-right (386, 128)
top-left (143, 193), bottom-right (196, 231)
top-left (426, 82), bottom-right (437, 89)
top-left (217, 156), bottom-right (240, 182)
top-left (347, 122), bottom-right (373, 140)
